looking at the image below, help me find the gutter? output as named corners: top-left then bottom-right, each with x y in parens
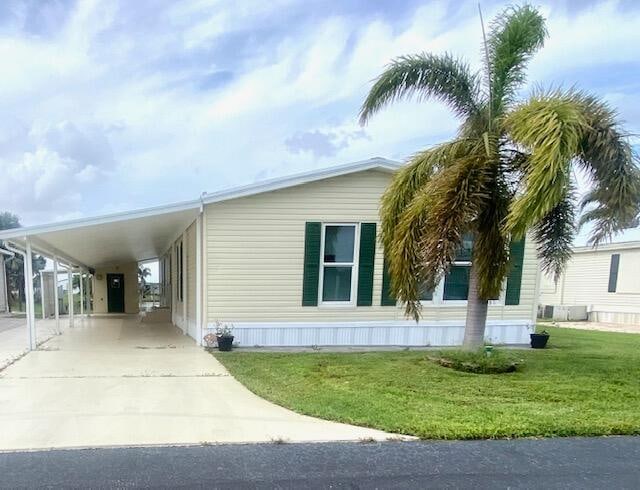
top-left (3, 242), bottom-right (22, 260)
top-left (0, 248), bottom-right (14, 257)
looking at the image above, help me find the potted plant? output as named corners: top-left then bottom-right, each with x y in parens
top-left (530, 329), bottom-right (550, 349)
top-left (214, 321), bottom-right (235, 352)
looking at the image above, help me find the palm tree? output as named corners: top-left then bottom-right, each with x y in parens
top-left (138, 266), bottom-right (151, 293)
top-left (360, 5), bottom-right (640, 348)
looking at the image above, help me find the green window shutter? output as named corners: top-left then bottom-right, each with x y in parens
top-left (608, 254), bottom-right (620, 293)
top-left (505, 238), bottom-right (526, 305)
top-left (302, 222), bottom-right (321, 306)
top-left (357, 223), bottom-right (376, 306)
top-left (381, 256), bottom-right (397, 306)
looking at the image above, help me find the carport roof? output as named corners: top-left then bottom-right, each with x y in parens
top-left (0, 156), bottom-right (401, 268)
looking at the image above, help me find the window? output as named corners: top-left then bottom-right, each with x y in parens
top-left (416, 233), bottom-right (503, 305)
top-left (319, 224), bottom-right (358, 304)
top-left (443, 234), bottom-right (473, 300)
top-left (608, 253), bottom-right (620, 293)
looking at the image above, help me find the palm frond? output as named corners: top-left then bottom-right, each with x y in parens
top-left (384, 138), bottom-right (492, 319)
top-left (504, 90), bottom-right (586, 238)
top-left (534, 187), bottom-right (577, 281)
top-left (380, 140), bottom-right (471, 255)
top-left (571, 93), bottom-right (640, 244)
top-left (487, 4), bottom-right (547, 115)
top-left (359, 53), bottom-right (480, 124)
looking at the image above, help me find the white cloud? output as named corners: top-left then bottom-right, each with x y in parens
top-left (0, 0), bottom-right (637, 250)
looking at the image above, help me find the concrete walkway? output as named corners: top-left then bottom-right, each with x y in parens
top-left (538, 320), bottom-right (640, 334)
top-left (0, 315), bottom-right (395, 451)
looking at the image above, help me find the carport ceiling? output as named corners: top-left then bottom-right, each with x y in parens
top-left (0, 200), bottom-right (201, 268)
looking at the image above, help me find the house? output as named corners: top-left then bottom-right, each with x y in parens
top-left (539, 241), bottom-right (640, 325)
top-left (0, 158), bottom-right (538, 349)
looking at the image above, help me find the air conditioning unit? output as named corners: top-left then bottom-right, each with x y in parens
top-left (538, 304), bottom-right (588, 321)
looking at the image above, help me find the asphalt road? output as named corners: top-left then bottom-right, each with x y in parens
top-left (1, 437), bottom-right (638, 489)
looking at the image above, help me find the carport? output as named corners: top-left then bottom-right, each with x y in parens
top-left (0, 199), bottom-right (203, 351)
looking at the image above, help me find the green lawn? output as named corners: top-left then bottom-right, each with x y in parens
top-left (214, 327), bottom-right (640, 439)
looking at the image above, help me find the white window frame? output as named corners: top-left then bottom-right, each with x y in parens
top-left (417, 262), bottom-right (506, 308)
top-left (318, 223), bottom-right (360, 307)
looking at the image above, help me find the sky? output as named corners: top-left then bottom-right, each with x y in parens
top-left (0, 0), bottom-right (639, 247)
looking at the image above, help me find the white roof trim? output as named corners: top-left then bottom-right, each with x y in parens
top-left (201, 157), bottom-right (402, 205)
top-left (573, 240), bottom-right (640, 253)
top-left (0, 156), bottom-right (402, 241)
top-left (0, 198), bottom-right (202, 241)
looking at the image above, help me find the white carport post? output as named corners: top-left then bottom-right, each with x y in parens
top-left (68, 268), bottom-right (74, 327)
top-left (79, 270), bottom-right (84, 317)
top-left (53, 256), bottom-right (60, 334)
top-left (25, 238), bottom-right (37, 351)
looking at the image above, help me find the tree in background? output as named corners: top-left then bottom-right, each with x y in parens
top-left (0, 212), bottom-right (47, 311)
top-left (0, 212), bottom-right (20, 231)
top-left (138, 266), bottom-right (152, 297)
top-left (360, 5), bottom-right (640, 347)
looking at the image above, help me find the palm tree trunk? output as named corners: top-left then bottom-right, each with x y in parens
top-left (463, 264), bottom-right (488, 349)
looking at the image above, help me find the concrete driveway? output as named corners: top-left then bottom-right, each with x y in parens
top-left (0, 315), bottom-right (393, 451)
top-left (0, 315), bottom-right (59, 370)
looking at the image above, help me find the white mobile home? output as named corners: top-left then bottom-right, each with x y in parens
top-left (539, 241), bottom-right (640, 325)
top-left (0, 158), bottom-right (538, 349)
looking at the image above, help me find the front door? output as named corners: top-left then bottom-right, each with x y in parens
top-left (107, 273), bottom-right (125, 313)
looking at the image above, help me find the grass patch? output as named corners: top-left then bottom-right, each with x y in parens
top-left (214, 327), bottom-right (640, 440)
top-left (428, 347), bottom-right (522, 374)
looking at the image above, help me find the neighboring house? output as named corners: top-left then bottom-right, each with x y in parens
top-left (0, 158), bottom-right (538, 347)
top-left (539, 241), bottom-right (640, 325)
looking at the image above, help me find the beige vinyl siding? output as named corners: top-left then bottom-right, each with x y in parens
top-left (204, 169), bottom-right (538, 324)
top-left (540, 247), bottom-right (640, 314)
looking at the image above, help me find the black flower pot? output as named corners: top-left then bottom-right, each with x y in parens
top-left (217, 335), bottom-right (234, 351)
top-left (530, 333), bottom-right (549, 349)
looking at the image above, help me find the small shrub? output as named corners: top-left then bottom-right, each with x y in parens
top-left (428, 347), bottom-right (523, 374)
top-left (214, 320), bottom-right (234, 338)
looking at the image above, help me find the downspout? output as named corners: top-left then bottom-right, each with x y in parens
top-left (195, 195), bottom-right (204, 346)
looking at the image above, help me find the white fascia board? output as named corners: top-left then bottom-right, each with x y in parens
top-left (201, 157), bottom-right (403, 205)
top-left (0, 156), bottom-right (401, 241)
top-left (5, 237), bottom-right (87, 270)
top-left (573, 240), bottom-right (640, 254)
top-left (0, 199), bottom-right (202, 241)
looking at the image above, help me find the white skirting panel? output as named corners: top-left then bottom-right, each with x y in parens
top-left (204, 320), bottom-right (534, 347)
top-left (589, 310), bottom-right (640, 325)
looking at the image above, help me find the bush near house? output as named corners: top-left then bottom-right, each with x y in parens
top-left (214, 327), bottom-right (640, 439)
top-left (427, 347), bottom-right (522, 374)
